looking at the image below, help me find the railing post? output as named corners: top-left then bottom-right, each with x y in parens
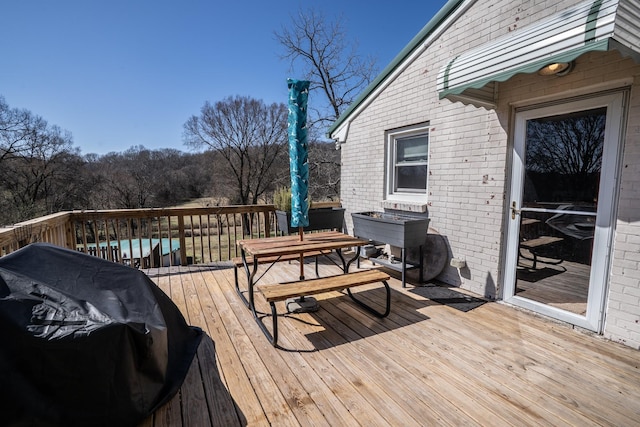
top-left (264, 209), bottom-right (272, 238)
top-left (178, 215), bottom-right (188, 265)
top-left (66, 216), bottom-right (75, 250)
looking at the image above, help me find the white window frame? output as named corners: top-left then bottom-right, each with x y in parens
top-left (385, 124), bottom-right (430, 203)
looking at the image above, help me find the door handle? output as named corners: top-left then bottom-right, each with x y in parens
top-left (511, 201), bottom-right (520, 220)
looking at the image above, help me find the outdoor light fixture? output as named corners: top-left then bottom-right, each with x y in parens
top-left (538, 61), bottom-right (574, 76)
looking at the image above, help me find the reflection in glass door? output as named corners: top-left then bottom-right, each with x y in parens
top-left (517, 108), bottom-right (603, 315)
top-left (504, 93), bottom-right (624, 331)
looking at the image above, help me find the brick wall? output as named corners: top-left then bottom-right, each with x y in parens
top-left (606, 79), bottom-right (640, 349)
top-left (339, 0), bottom-right (640, 347)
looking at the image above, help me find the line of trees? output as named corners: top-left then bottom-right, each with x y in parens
top-left (0, 96), bottom-right (340, 226)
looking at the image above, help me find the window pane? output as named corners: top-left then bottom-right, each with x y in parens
top-left (387, 127), bottom-right (429, 196)
top-left (397, 135), bottom-right (428, 162)
top-left (524, 107), bottom-right (605, 209)
top-left (396, 165), bottom-right (427, 190)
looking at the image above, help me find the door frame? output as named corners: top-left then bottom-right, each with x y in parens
top-left (502, 91), bottom-right (627, 332)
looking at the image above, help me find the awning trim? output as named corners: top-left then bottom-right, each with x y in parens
top-left (437, 0), bottom-right (639, 107)
top-left (440, 40), bottom-right (611, 99)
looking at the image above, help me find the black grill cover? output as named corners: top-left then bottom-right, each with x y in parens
top-left (0, 243), bottom-right (203, 426)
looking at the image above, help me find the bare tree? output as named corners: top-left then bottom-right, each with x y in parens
top-left (274, 9), bottom-right (377, 132)
top-left (81, 148), bottom-right (215, 211)
top-left (525, 109), bottom-right (606, 204)
top-left (0, 116), bottom-right (82, 223)
top-left (274, 10), bottom-right (376, 201)
top-left (93, 146), bottom-right (171, 209)
top-left (0, 96), bottom-right (42, 164)
top-left (308, 141), bottom-right (340, 200)
top-left (183, 96), bottom-right (289, 205)
top-left (98, 147), bottom-right (155, 209)
top-left (526, 111), bottom-right (605, 175)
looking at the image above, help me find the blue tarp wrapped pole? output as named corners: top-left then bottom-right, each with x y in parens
top-left (287, 78), bottom-right (310, 282)
top-left (287, 79), bottom-right (310, 235)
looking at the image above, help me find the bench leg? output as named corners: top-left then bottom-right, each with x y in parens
top-left (234, 262), bottom-right (252, 308)
top-left (235, 254), bottom-right (260, 310)
top-left (346, 280), bottom-right (391, 318)
top-left (252, 301), bottom-right (280, 347)
top-left (518, 247), bottom-right (563, 270)
top-left (233, 265), bottom-right (245, 305)
top-left (268, 302), bottom-right (279, 347)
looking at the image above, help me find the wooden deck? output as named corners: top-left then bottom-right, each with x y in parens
top-left (140, 255), bottom-right (640, 426)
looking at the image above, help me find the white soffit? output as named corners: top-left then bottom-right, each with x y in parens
top-left (437, 0), bottom-right (640, 108)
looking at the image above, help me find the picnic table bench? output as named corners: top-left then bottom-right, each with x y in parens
top-left (256, 269), bottom-right (391, 347)
top-left (232, 250), bottom-right (330, 293)
top-left (519, 235), bottom-right (564, 269)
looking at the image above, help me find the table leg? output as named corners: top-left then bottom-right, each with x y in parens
top-left (345, 249), bottom-right (360, 273)
top-left (235, 249), bottom-right (259, 309)
top-left (247, 257), bottom-right (259, 314)
top-left (333, 247), bottom-right (361, 273)
top-left (335, 248), bottom-right (347, 272)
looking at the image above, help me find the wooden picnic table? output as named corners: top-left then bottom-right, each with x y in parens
top-left (238, 231), bottom-right (367, 259)
top-left (235, 231), bottom-right (369, 310)
top-left (236, 231), bottom-right (377, 347)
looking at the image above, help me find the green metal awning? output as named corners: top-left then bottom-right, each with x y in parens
top-left (437, 0), bottom-right (640, 108)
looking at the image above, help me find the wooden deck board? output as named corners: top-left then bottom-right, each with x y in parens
top-left (181, 268), bottom-right (240, 426)
top-left (285, 298), bottom-right (426, 426)
top-left (197, 275), bottom-right (266, 426)
top-left (372, 287), bottom-right (625, 425)
top-left (217, 262), bottom-right (346, 427)
top-left (311, 299), bottom-right (473, 426)
top-left (198, 266), bottom-right (293, 426)
top-left (348, 288), bottom-right (602, 426)
top-left (326, 289), bottom-right (562, 426)
top-left (141, 260), bottom-right (640, 427)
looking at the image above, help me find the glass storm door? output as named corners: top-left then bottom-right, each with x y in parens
top-left (503, 93), bottom-right (624, 331)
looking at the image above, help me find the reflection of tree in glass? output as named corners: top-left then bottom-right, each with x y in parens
top-left (525, 108), bottom-right (606, 205)
top-left (526, 108), bottom-right (605, 175)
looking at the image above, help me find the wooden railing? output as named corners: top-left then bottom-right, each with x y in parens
top-left (0, 202), bottom-right (341, 268)
top-left (0, 212), bottom-right (74, 256)
top-left (0, 205), bottom-right (277, 267)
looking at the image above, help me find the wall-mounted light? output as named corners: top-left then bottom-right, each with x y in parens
top-left (538, 61), bottom-right (574, 76)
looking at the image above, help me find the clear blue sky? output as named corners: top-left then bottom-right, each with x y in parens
top-left (1, 0), bottom-right (448, 155)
